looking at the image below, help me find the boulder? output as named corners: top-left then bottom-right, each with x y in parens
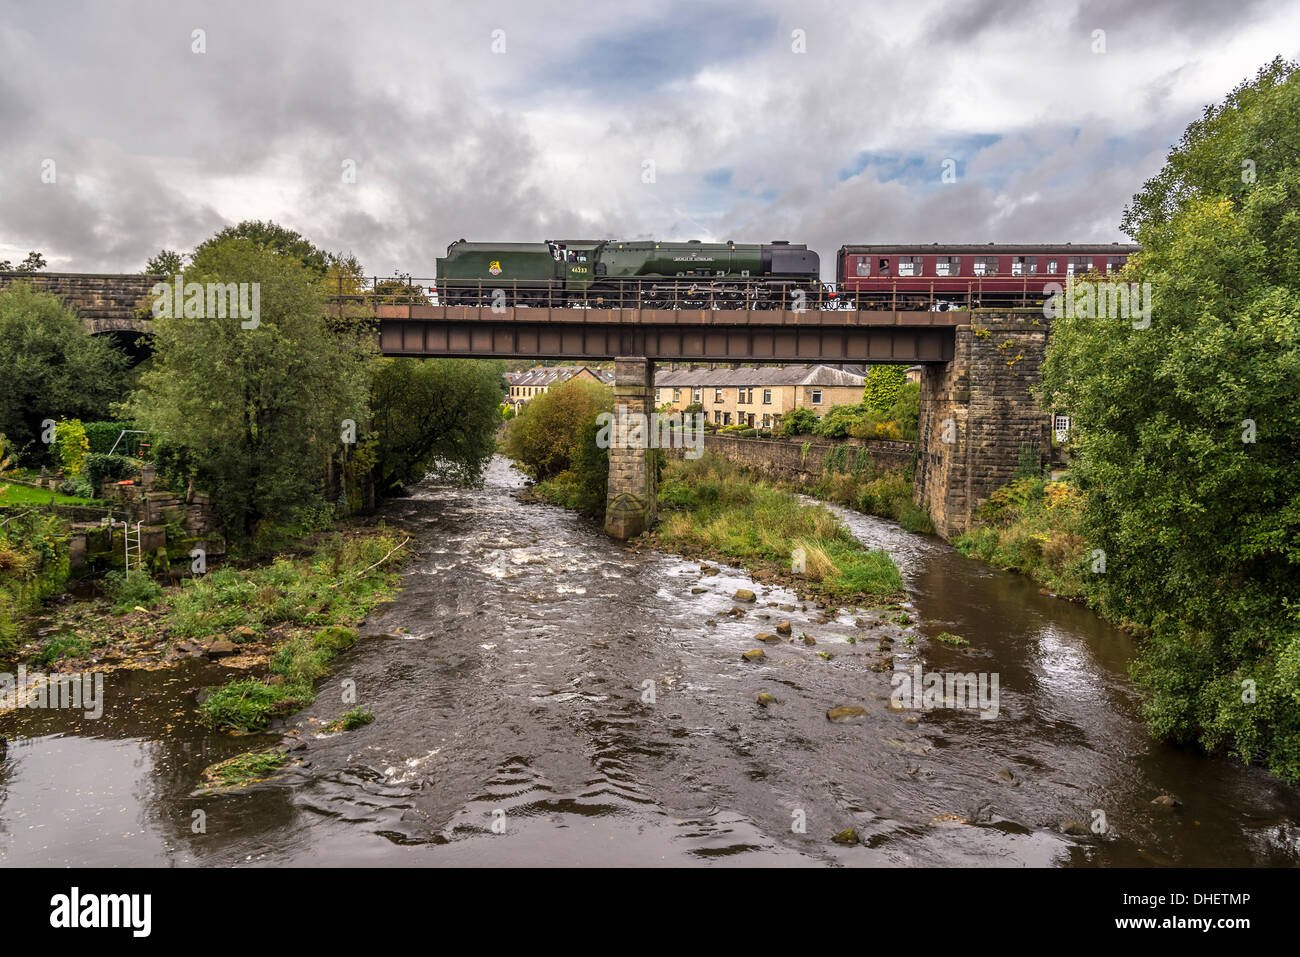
top-left (826, 705), bottom-right (866, 722)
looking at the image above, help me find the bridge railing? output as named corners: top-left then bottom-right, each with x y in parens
top-left (330, 275), bottom-right (1058, 313)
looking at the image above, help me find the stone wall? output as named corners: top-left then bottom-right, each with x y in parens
top-left (604, 357), bottom-right (658, 539)
top-left (0, 272), bottom-right (157, 333)
top-left (914, 312), bottom-right (1052, 537)
top-left (684, 433), bottom-right (915, 482)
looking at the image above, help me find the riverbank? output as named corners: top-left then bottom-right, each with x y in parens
top-left (4, 521), bottom-right (408, 675)
top-left (527, 453), bottom-right (905, 607)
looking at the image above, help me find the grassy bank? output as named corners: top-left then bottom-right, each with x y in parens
top-left (950, 476), bottom-right (1094, 601)
top-left (811, 454), bottom-right (934, 535)
top-left (642, 455), bottom-right (904, 604)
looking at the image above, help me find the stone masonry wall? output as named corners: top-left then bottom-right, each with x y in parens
top-left (914, 313), bottom-right (1052, 537)
top-left (677, 433), bottom-right (916, 482)
top-left (0, 272), bottom-right (158, 333)
top-left (604, 357), bottom-right (658, 539)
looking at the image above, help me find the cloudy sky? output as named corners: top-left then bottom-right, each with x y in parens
top-left (1, 0), bottom-right (1296, 278)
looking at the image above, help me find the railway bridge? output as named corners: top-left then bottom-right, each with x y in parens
top-left (0, 270), bottom-right (1055, 539)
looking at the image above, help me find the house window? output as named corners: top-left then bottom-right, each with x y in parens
top-left (762, 414), bottom-right (772, 428)
top-left (673, 388), bottom-right (681, 401)
top-left (747, 413), bottom-right (755, 427)
top-left (811, 389), bottom-right (823, 404)
top-left (722, 412), bottom-right (731, 425)
top-left (762, 388), bottom-right (772, 404)
top-left (1053, 413), bottom-right (1072, 442)
top-left (935, 256), bottom-right (960, 277)
top-left (714, 388), bottom-right (723, 403)
top-left (654, 388), bottom-right (660, 401)
top-left (738, 387), bottom-right (753, 404)
top-left (692, 387), bottom-right (701, 403)
top-left (714, 410), bottom-right (724, 424)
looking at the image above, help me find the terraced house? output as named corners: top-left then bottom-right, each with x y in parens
top-left (505, 365), bottom-right (613, 409)
top-left (654, 365), bottom-right (865, 429)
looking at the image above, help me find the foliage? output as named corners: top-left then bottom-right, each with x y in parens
top-left (370, 357), bottom-right (504, 493)
top-left (53, 418), bottom-right (89, 475)
top-left (503, 379), bottom-right (613, 483)
top-left (652, 454), bottom-right (904, 601)
top-left (144, 249), bottom-right (184, 275)
top-left (82, 420), bottom-right (138, 455)
top-left (1044, 57), bottom-right (1300, 780)
top-left (103, 569), bottom-right (163, 614)
top-left (82, 453), bottom-right (139, 491)
top-left (0, 282), bottom-right (128, 454)
top-left (0, 251), bottom-right (46, 271)
top-left (775, 406), bottom-right (818, 437)
top-left (57, 476), bottom-right (93, 499)
top-left (192, 220), bottom-right (331, 276)
top-left (862, 365), bottom-right (908, 414)
top-left (0, 511), bottom-right (70, 653)
top-left (124, 238), bottom-right (374, 538)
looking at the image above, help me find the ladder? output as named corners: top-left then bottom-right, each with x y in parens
top-left (123, 520), bottom-right (142, 572)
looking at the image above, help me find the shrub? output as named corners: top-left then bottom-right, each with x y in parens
top-left (54, 418), bottom-right (89, 475)
top-left (57, 476), bottom-right (94, 499)
top-left (775, 407), bottom-right (818, 437)
top-left (105, 569), bottom-right (162, 614)
top-left (84, 453), bottom-right (139, 490)
top-left (83, 421), bottom-right (137, 455)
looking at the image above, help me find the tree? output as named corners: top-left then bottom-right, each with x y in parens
top-left (0, 251), bottom-right (47, 271)
top-left (145, 249), bottom-right (184, 275)
top-left (1043, 57), bottom-right (1300, 781)
top-left (193, 220), bottom-right (331, 277)
top-left (125, 238), bottom-right (373, 537)
top-left (862, 365), bottom-right (908, 414)
top-left (775, 406), bottom-right (818, 437)
top-left (370, 357), bottom-right (505, 493)
top-left (0, 282), bottom-right (127, 452)
top-left (503, 379), bottom-right (612, 482)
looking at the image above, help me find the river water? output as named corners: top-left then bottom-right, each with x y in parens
top-left (2, 456), bottom-right (1297, 866)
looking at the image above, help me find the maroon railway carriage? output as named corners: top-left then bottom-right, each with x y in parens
top-left (836, 243), bottom-right (1141, 309)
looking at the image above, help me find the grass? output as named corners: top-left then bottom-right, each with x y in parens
top-left (951, 477), bottom-right (1091, 599)
top-left (200, 747), bottom-right (289, 788)
top-left (32, 631), bottom-right (92, 666)
top-left (0, 482), bottom-right (102, 506)
top-left (324, 706), bottom-right (375, 732)
top-left (649, 454), bottom-right (903, 602)
top-left (198, 624), bottom-right (361, 731)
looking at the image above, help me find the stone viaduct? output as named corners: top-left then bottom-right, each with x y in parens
top-left (0, 271), bottom-right (1054, 540)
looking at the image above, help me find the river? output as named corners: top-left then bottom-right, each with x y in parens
top-left (2, 456), bottom-right (1297, 866)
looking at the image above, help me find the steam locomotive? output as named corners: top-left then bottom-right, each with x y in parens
top-left (435, 239), bottom-right (1139, 309)
top-left (436, 238), bottom-right (821, 308)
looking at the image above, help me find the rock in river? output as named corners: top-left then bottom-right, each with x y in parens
top-left (742, 649), bottom-right (766, 662)
top-left (754, 633), bottom-right (782, 643)
top-left (734, 588), bottom-right (756, 602)
top-left (826, 705), bottom-right (866, 722)
top-left (776, 621), bottom-right (792, 636)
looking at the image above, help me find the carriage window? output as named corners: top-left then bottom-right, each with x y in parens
top-left (973, 256), bottom-right (999, 276)
top-left (1012, 256), bottom-right (1037, 276)
top-left (898, 256), bottom-right (923, 277)
top-left (1067, 256), bottom-right (1092, 276)
top-left (855, 256), bottom-right (870, 276)
top-left (878, 258), bottom-right (890, 275)
top-left (1106, 256), bottom-right (1124, 274)
top-left (1046, 259), bottom-right (1058, 274)
top-left (935, 256), bottom-right (960, 277)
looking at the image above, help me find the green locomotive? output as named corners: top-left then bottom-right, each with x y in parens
top-left (435, 238), bottom-right (820, 308)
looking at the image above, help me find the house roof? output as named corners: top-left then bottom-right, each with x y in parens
top-left (506, 366), bottom-right (595, 388)
top-left (654, 364), bottom-right (865, 388)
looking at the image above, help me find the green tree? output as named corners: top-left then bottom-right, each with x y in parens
top-left (370, 357), bottom-right (505, 493)
top-left (862, 365), bottom-right (908, 414)
top-left (1043, 57), bottom-right (1300, 781)
top-left (145, 249), bottom-right (184, 275)
top-left (0, 251), bottom-right (47, 271)
top-left (503, 379), bottom-right (612, 482)
top-left (775, 406), bottom-right (818, 437)
top-left (125, 238), bottom-right (373, 537)
top-left (0, 282), bottom-right (127, 452)
top-left (193, 220), bottom-right (331, 277)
